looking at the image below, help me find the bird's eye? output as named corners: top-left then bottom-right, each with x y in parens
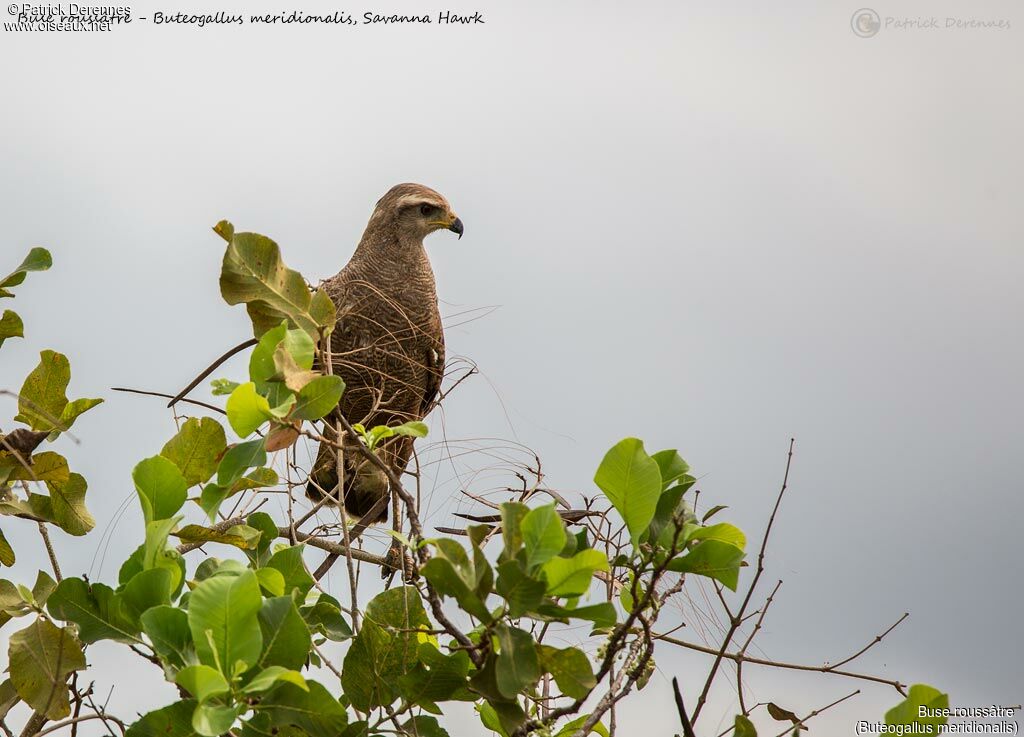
top-left (419, 204), bottom-right (434, 216)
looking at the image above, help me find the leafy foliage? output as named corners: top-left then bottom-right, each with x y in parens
top-left (0, 240), bottom-right (942, 737)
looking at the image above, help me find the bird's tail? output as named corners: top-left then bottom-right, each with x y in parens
top-left (305, 438), bottom-right (391, 524)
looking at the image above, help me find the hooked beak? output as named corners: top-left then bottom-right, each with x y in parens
top-left (448, 216), bottom-right (464, 239)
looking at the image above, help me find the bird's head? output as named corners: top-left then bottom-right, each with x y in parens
top-left (371, 183), bottom-right (464, 241)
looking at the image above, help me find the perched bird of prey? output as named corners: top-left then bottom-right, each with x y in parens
top-left (306, 183), bottom-right (463, 524)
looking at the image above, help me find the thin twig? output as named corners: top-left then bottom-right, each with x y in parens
top-left (165, 338), bottom-right (258, 408)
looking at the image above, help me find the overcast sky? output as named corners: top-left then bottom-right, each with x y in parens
top-left (2, 0), bottom-right (1022, 734)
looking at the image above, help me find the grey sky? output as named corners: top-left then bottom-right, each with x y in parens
top-left (2, 0), bottom-right (1022, 733)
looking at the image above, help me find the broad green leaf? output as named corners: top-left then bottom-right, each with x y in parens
top-left (341, 618), bottom-right (393, 711)
top-left (390, 421), bottom-right (428, 438)
top-left (7, 451), bottom-right (69, 485)
top-left (538, 645), bottom-right (596, 699)
top-left (0, 310), bottom-right (23, 349)
top-left (0, 679), bottom-right (18, 720)
top-left (13, 351), bottom-right (70, 431)
top-left (258, 680), bottom-right (348, 737)
top-left (272, 341), bottom-right (318, 392)
top-left (651, 449), bottom-right (690, 489)
top-left (143, 516), bottom-right (182, 571)
top-left (121, 567), bottom-right (172, 618)
top-left (0, 529), bottom-right (13, 566)
top-left (193, 703), bottom-right (242, 737)
top-left (886, 684), bottom-right (949, 731)
top-left (397, 642), bottom-right (471, 706)
top-left (521, 504), bottom-right (566, 570)
top-left (553, 716), bottom-right (610, 737)
top-left (594, 438), bottom-right (662, 545)
top-left (161, 418), bottom-right (227, 487)
top-left (499, 502), bottom-right (529, 562)
top-left (421, 555), bottom-right (490, 622)
top-left (687, 522), bottom-right (746, 550)
top-left (175, 664), bottom-right (230, 703)
top-left (255, 567), bottom-right (285, 596)
top-left (257, 596), bottom-right (311, 671)
top-left (250, 322), bottom-right (314, 387)
top-left (44, 472), bottom-right (94, 535)
top-left (174, 524), bottom-right (262, 551)
top-left (8, 618), bottom-right (86, 719)
top-left (216, 439), bottom-right (267, 487)
top-left (141, 606), bottom-right (194, 668)
top-left (242, 666), bottom-right (307, 694)
top-left (188, 569), bottom-right (263, 673)
top-left (47, 577), bottom-right (140, 643)
top-left (300, 592), bottom-right (352, 642)
top-left (495, 561), bottom-right (546, 617)
top-left (401, 715), bottom-right (450, 737)
top-left (266, 545), bottom-right (314, 598)
top-left (52, 397), bottom-right (103, 440)
top-left (495, 623), bottom-right (540, 698)
top-left (290, 375), bottom-right (344, 421)
top-left (226, 382), bottom-right (273, 437)
top-left (133, 456), bottom-right (188, 523)
top-left (541, 548), bottom-right (609, 597)
top-left (126, 701), bottom-right (198, 737)
top-left (219, 230), bottom-right (336, 339)
top-left (565, 602), bottom-right (617, 629)
top-left (210, 378), bottom-right (239, 396)
top-left (0, 247), bottom-right (51, 292)
top-left (734, 715), bottom-right (757, 737)
top-left (668, 539), bottom-right (745, 590)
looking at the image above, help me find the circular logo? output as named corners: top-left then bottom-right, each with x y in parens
top-left (851, 8), bottom-right (881, 37)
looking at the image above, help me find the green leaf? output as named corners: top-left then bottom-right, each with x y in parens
top-left (499, 502), bottom-right (529, 562)
top-left (6, 451), bottom-right (69, 485)
top-left (301, 592), bottom-right (351, 641)
top-left (47, 578), bottom-right (140, 643)
top-left (161, 418), bottom-right (227, 487)
top-left (390, 421), bottom-right (428, 438)
top-left (174, 524), bottom-right (262, 551)
top-left (141, 605), bottom-right (194, 668)
top-left (121, 567), bottom-right (172, 618)
top-left (401, 715), bottom-right (449, 737)
top-left (495, 623), bottom-right (541, 698)
top-left (126, 701), bottom-right (198, 737)
top-left (226, 382), bottom-right (273, 437)
top-left (541, 548), bottom-right (609, 597)
top-left (1, 248), bottom-right (51, 294)
top-left (0, 529), bottom-right (13, 567)
top-left (734, 714), bottom-right (757, 737)
top-left (266, 545), bottom-right (314, 598)
top-left (421, 553), bottom-right (490, 622)
top-left (175, 664), bottom-right (230, 703)
top-left (193, 703), bottom-right (242, 737)
top-left (687, 522), bottom-right (746, 549)
top-left (538, 645), bottom-right (596, 699)
top-left (8, 618), bottom-right (86, 719)
top-left (651, 449), bottom-right (690, 489)
top-left (397, 642), bottom-right (471, 706)
top-left (594, 438), bottom-right (662, 545)
top-left (886, 684), bottom-right (949, 731)
top-left (257, 680), bottom-right (348, 737)
top-left (210, 378), bottom-right (239, 396)
top-left (43, 472), bottom-right (94, 535)
top-left (565, 602), bottom-right (617, 629)
top-left (242, 666), bottom-right (307, 694)
top-left (217, 439), bottom-right (267, 488)
top-left (219, 230), bottom-right (336, 339)
top-left (553, 716), bottom-right (610, 737)
top-left (341, 618), bottom-right (393, 711)
top-left (250, 322), bottom-right (314, 387)
top-left (255, 567), bottom-right (285, 596)
top-left (257, 596), bottom-right (311, 671)
top-left (668, 539), bottom-right (745, 590)
top-left (52, 397), bottom-right (103, 440)
top-left (133, 456), bottom-right (188, 524)
top-left (0, 679), bottom-right (19, 720)
top-left (0, 310), bottom-right (23, 349)
top-left (14, 350), bottom-right (70, 431)
top-left (521, 504), bottom-right (566, 570)
top-left (290, 375), bottom-right (344, 421)
top-left (188, 569), bottom-right (263, 673)
top-left (495, 561), bottom-right (546, 617)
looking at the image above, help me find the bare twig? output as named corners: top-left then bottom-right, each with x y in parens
top-left (165, 338), bottom-right (258, 408)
